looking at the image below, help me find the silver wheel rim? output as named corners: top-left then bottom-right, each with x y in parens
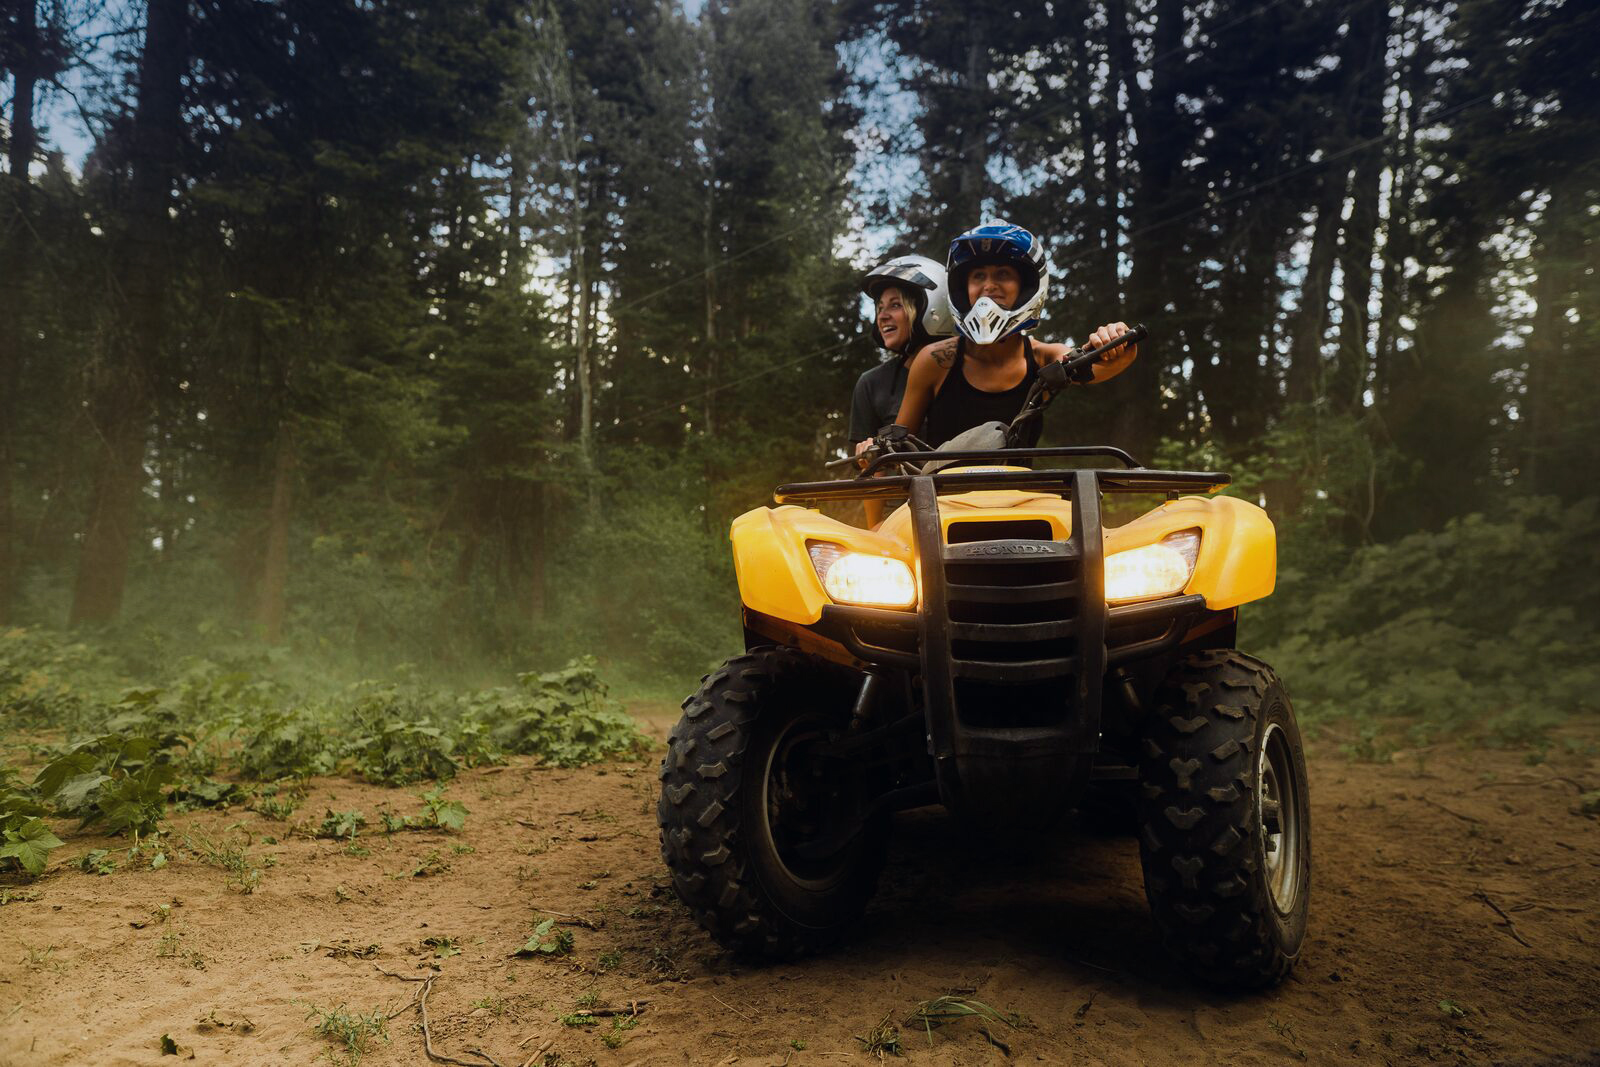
top-left (1258, 721), bottom-right (1303, 914)
top-left (758, 716), bottom-right (843, 891)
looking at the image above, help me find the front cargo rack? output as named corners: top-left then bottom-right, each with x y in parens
top-left (775, 445), bottom-right (1229, 504)
top-left (768, 446), bottom-right (1230, 817)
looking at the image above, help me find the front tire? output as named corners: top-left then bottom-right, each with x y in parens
top-left (658, 647), bottom-right (887, 959)
top-left (1135, 650), bottom-right (1311, 989)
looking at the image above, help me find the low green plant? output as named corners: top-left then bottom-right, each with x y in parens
top-left (471, 995), bottom-right (507, 1016)
top-left (317, 810), bottom-right (368, 840)
top-left (344, 688), bottom-right (459, 784)
top-left (422, 935), bottom-right (461, 958)
top-left (34, 732), bottom-right (182, 837)
top-left (185, 830), bottom-right (263, 893)
top-left (516, 918), bottom-right (574, 957)
top-left (248, 784), bottom-right (304, 821)
top-left (904, 995), bottom-right (1020, 1051)
top-left (380, 786), bottom-right (467, 833)
top-left (170, 776), bottom-right (246, 811)
top-left (397, 850), bottom-right (449, 878)
top-left (602, 1015), bottom-right (638, 1048)
top-left (305, 1003), bottom-right (388, 1066)
top-left (0, 627), bottom-right (116, 731)
top-left (465, 659), bottom-right (647, 768)
top-left (78, 848), bottom-right (118, 875)
top-left (0, 768), bottom-right (63, 876)
top-left (234, 711), bottom-right (337, 781)
top-left (156, 931), bottom-right (206, 970)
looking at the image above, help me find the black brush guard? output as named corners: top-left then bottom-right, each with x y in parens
top-left (774, 447), bottom-right (1226, 817)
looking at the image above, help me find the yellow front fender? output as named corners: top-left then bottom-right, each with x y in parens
top-left (731, 506), bottom-right (912, 625)
top-left (1105, 495), bottom-right (1276, 609)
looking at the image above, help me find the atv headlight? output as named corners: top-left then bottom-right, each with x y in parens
top-left (808, 543), bottom-right (916, 609)
top-left (1104, 529), bottom-right (1201, 604)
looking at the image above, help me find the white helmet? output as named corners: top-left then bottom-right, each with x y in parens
top-left (861, 254), bottom-right (955, 352)
top-left (946, 222), bottom-right (1049, 344)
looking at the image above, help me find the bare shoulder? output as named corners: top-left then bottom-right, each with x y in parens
top-left (920, 337), bottom-right (959, 368)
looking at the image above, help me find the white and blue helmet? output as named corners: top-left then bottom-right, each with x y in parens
top-left (946, 222), bottom-right (1049, 344)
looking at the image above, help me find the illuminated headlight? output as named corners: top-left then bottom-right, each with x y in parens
top-left (808, 543), bottom-right (917, 608)
top-left (1104, 530), bottom-right (1201, 604)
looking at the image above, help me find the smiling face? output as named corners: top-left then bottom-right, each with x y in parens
top-left (875, 286), bottom-right (916, 352)
top-left (966, 263), bottom-right (1021, 311)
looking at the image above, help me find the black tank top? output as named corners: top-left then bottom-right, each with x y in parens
top-left (921, 336), bottom-right (1044, 449)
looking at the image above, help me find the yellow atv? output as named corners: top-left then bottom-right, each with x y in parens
top-left (658, 326), bottom-right (1309, 990)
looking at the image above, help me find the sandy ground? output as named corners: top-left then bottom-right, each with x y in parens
top-left (1, 705), bottom-right (1598, 1067)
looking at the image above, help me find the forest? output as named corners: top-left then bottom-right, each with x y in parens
top-left (2, 2), bottom-right (1599, 1065)
top-left (1, 0), bottom-right (1596, 714)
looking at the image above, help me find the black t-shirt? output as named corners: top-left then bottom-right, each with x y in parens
top-left (921, 337), bottom-right (1043, 449)
top-left (848, 355), bottom-right (911, 444)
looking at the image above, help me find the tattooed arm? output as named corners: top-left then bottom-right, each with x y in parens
top-left (925, 337), bottom-right (959, 368)
top-left (893, 341), bottom-right (957, 434)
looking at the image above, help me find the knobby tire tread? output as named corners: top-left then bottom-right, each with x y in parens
top-left (1136, 648), bottom-right (1309, 990)
top-left (657, 646), bottom-right (875, 960)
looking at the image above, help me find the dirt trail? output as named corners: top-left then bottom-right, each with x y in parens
top-left (1, 706), bottom-right (1597, 1067)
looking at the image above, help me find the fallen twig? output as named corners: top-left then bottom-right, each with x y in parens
top-left (418, 974), bottom-right (506, 1067)
top-left (517, 1038), bottom-right (554, 1067)
top-left (1473, 776), bottom-right (1588, 793)
top-left (1473, 889), bottom-right (1532, 948)
top-left (976, 1026), bottom-right (1011, 1055)
top-left (1419, 796), bottom-right (1481, 824)
top-left (527, 903), bottom-right (601, 930)
top-left (567, 1003), bottom-right (650, 1019)
top-left (711, 992), bottom-right (752, 1021)
top-left (373, 963), bottom-right (430, 982)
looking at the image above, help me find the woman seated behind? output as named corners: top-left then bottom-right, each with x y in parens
top-left (894, 222), bottom-right (1137, 449)
top-left (849, 254), bottom-right (955, 525)
top-left (849, 254), bottom-right (955, 452)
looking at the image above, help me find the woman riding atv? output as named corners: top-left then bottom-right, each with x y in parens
top-left (849, 254), bottom-right (956, 451)
top-left (848, 255), bottom-right (956, 527)
top-left (893, 222), bottom-right (1138, 447)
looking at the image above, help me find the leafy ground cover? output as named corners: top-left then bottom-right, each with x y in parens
top-left (0, 629), bottom-right (645, 880)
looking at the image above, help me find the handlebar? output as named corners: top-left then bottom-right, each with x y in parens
top-left (828, 323), bottom-right (1148, 474)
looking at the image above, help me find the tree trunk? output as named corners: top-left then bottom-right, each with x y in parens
top-left (1073, 23), bottom-right (1117, 309)
top-left (703, 178), bottom-right (718, 436)
top-left (1285, 166), bottom-right (1349, 405)
top-left (1372, 19), bottom-right (1425, 405)
top-left (0, 0), bottom-right (39, 623)
top-left (574, 178), bottom-right (596, 494)
top-left (956, 16), bottom-right (990, 223)
top-left (1329, 0), bottom-right (1392, 412)
top-left (1523, 180), bottom-right (1581, 497)
top-left (70, 0), bottom-right (186, 625)
top-left (256, 422), bottom-right (295, 643)
top-left (1108, 0), bottom-right (1184, 461)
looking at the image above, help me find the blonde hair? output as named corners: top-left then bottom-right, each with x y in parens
top-left (879, 284), bottom-right (919, 340)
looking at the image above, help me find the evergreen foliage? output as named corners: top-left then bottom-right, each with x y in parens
top-left (0, 0), bottom-right (1594, 773)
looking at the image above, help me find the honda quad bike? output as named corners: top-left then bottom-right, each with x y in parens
top-left (658, 326), bottom-right (1310, 990)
